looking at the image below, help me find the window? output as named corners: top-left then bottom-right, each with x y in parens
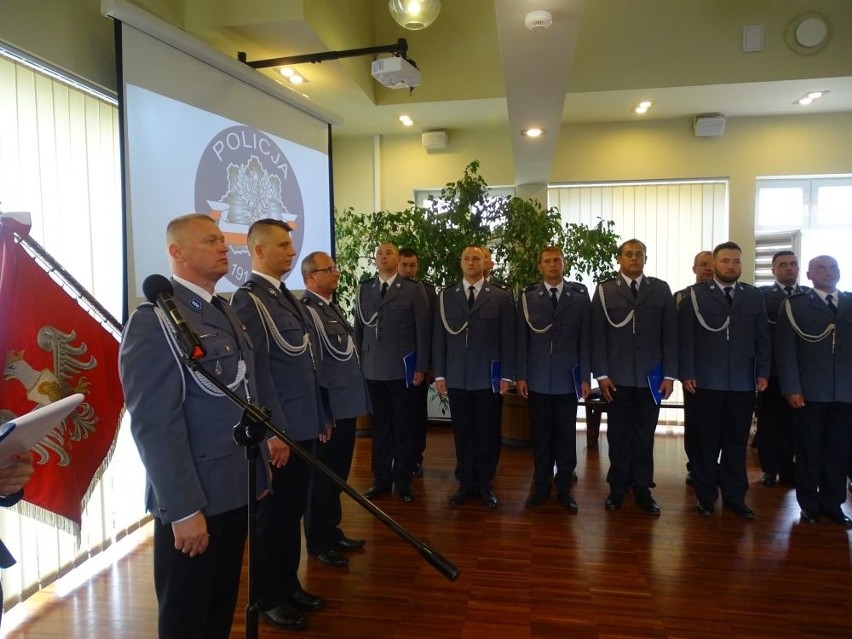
top-left (0, 43), bottom-right (147, 613)
top-left (755, 176), bottom-right (852, 289)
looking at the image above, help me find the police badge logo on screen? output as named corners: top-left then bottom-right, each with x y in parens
top-left (195, 125), bottom-right (305, 288)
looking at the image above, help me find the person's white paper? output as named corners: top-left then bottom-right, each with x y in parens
top-left (0, 394), bottom-right (84, 466)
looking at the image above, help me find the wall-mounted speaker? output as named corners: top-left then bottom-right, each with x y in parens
top-left (422, 130), bottom-right (447, 151)
top-left (693, 114), bottom-right (726, 137)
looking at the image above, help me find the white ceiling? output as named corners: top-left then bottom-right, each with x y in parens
top-left (216, 0), bottom-right (852, 186)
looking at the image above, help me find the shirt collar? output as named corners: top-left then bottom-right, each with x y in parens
top-left (379, 273), bottom-right (398, 287)
top-left (463, 277), bottom-right (485, 292)
top-left (812, 288), bottom-right (838, 303)
top-left (620, 273), bottom-right (643, 288)
top-left (253, 269), bottom-right (284, 289)
top-left (172, 275), bottom-right (214, 303)
top-left (544, 280), bottom-right (564, 296)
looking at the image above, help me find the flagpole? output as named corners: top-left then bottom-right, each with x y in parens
top-left (12, 230), bottom-right (122, 335)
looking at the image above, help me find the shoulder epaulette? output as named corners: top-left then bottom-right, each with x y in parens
top-left (738, 281), bottom-right (757, 291)
top-left (758, 284), bottom-right (774, 292)
top-left (240, 280), bottom-right (258, 291)
top-left (489, 279), bottom-right (510, 291)
top-left (567, 281), bottom-right (587, 295)
top-left (522, 282), bottom-right (538, 292)
top-left (420, 278), bottom-right (435, 288)
top-left (404, 275), bottom-right (419, 283)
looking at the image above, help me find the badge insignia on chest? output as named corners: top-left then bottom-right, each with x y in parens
top-left (190, 299), bottom-right (202, 310)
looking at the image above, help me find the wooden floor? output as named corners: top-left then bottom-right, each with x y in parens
top-left (6, 425), bottom-right (852, 638)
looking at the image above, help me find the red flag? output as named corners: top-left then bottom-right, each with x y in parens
top-left (0, 215), bottom-right (122, 532)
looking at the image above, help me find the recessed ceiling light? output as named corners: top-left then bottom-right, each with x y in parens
top-left (634, 100), bottom-right (653, 114)
top-left (399, 115), bottom-right (414, 126)
top-left (280, 67), bottom-right (295, 77)
top-left (289, 74), bottom-right (305, 85)
top-left (523, 128), bottom-right (543, 138)
top-left (795, 90), bottom-right (828, 105)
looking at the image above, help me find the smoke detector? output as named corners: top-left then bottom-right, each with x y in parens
top-left (525, 10), bottom-right (553, 30)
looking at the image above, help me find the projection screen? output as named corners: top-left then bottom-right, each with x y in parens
top-left (103, 0), bottom-right (340, 317)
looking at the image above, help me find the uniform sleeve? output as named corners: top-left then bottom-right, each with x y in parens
top-left (515, 292), bottom-right (529, 381)
top-left (432, 290), bottom-right (447, 378)
top-left (661, 283), bottom-right (679, 379)
top-left (412, 282), bottom-right (432, 372)
top-left (754, 293), bottom-right (772, 380)
top-left (677, 288), bottom-right (696, 381)
top-left (119, 307), bottom-right (207, 523)
top-left (499, 289), bottom-right (516, 380)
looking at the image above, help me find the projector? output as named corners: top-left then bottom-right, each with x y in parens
top-left (371, 56), bottom-right (421, 89)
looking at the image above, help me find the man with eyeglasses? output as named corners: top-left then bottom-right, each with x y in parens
top-left (591, 239), bottom-right (677, 516)
top-left (300, 252), bottom-right (372, 563)
top-left (355, 243), bottom-right (431, 503)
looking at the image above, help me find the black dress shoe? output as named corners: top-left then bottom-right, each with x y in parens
top-left (315, 549), bottom-right (349, 567)
top-left (635, 491), bottom-right (661, 516)
top-left (412, 463), bottom-right (423, 477)
top-left (558, 492), bottom-right (579, 514)
top-left (287, 589), bottom-right (324, 612)
top-left (724, 503), bottom-right (756, 519)
top-left (335, 535), bottom-right (366, 550)
top-left (362, 485), bottom-right (390, 499)
top-left (525, 492), bottom-right (548, 508)
top-left (759, 472), bottom-right (777, 487)
top-left (696, 500), bottom-right (714, 517)
top-left (260, 604), bottom-right (307, 630)
top-left (821, 509), bottom-right (852, 527)
top-left (604, 494), bottom-right (622, 511)
top-left (480, 488), bottom-right (498, 509)
top-left (449, 487), bottom-right (472, 506)
top-left (799, 510), bottom-right (819, 524)
top-left (397, 485), bottom-right (415, 503)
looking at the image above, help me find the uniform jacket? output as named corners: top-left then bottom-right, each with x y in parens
top-left (302, 290), bottom-right (371, 420)
top-left (761, 282), bottom-right (809, 377)
top-left (354, 275), bottom-right (431, 381)
top-left (232, 276), bottom-right (327, 441)
top-left (775, 289), bottom-right (852, 403)
top-left (516, 280), bottom-right (591, 395)
top-left (590, 275), bottom-right (678, 386)
top-left (119, 280), bottom-right (279, 524)
top-left (678, 280), bottom-right (771, 391)
top-left (432, 280), bottom-right (516, 390)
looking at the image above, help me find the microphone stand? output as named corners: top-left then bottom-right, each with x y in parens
top-left (179, 355), bottom-right (460, 639)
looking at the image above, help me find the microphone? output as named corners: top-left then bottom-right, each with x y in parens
top-left (143, 274), bottom-right (206, 360)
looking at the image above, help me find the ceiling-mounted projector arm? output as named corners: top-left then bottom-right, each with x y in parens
top-left (237, 38), bottom-right (410, 69)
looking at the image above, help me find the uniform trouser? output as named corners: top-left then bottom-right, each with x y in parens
top-left (605, 385), bottom-right (659, 497)
top-left (687, 389), bottom-right (754, 506)
top-left (756, 377), bottom-right (795, 480)
top-left (527, 390), bottom-right (578, 495)
top-left (153, 507), bottom-right (246, 639)
top-left (792, 401), bottom-right (852, 514)
top-left (366, 379), bottom-right (417, 488)
top-left (447, 387), bottom-right (503, 490)
top-left (305, 417), bottom-right (357, 555)
top-left (683, 391), bottom-right (697, 472)
top-left (254, 438), bottom-right (314, 610)
top-left (412, 381), bottom-right (429, 467)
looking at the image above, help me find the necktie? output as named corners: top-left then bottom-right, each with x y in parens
top-left (784, 285), bottom-right (793, 297)
top-left (630, 279), bottom-right (638, 299)
top-left (827, 294), bottom-right (838, 315)
top-left (381, 281), bottom-right (389, 298)
top-left (211, 295), bottom-right (225, 313)
top-left (550, 287), bottom-right (558, 309)
top-left (724, 286), bottom-right (733, 305)
top-left (467, 285), bottom-right (476, 309)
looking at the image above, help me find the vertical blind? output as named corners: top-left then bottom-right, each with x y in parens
top-left (549, 180), bottom-right (729, 426)
top-left (0, 45), bottom-right (147, 610)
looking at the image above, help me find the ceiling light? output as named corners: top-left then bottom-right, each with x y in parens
top-left (279, 67), bottom-right (295, 77)
top-left (634, 100), bottom-right (653, 114)
top-left (388, 0), bottom-right (441, 31)
top-left (525, 10), bottom-right (553, 30)
top-left (289, 74), bottom-right (305, 85)
top-left (399, 115), bottom-right (414, 126)
top-left (795, 90), bottom-right (828, 105)
top-left (523, 128), bottom-right (543, 138)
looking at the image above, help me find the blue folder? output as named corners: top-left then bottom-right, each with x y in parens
top-left (647, 362), bottom-right (665, 405)
top-left (403, 351), bottom-right (416, 388)
top-left (490, 360), bottom-right (501, 394)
